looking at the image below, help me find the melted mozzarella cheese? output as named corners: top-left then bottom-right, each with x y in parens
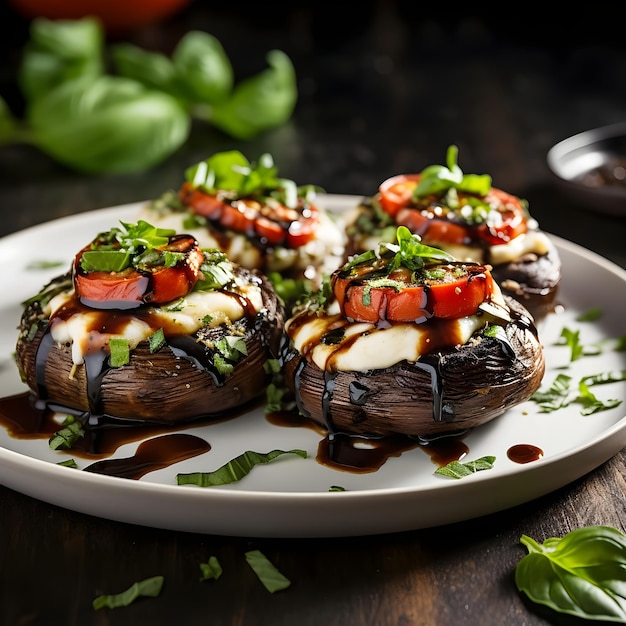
top-left (287, 313), bottom-right (487, 372)
top-left (46, 285), bottom-right (264, 365)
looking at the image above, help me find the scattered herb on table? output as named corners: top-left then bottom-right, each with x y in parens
top-left (434, 455), bottom-right (496, 478)
top-left (245, 550), bottom-right (291, 593)
top-left (176, 449), bottom-right (307, 487)
top-left (515, 526), bottom-right (626, 622)
top-left (0, 17), bottom-right (297, 174)
top-left (199, 556), bottom-right (223, 582)
top-left (93, 575), bottom-right (164, 610)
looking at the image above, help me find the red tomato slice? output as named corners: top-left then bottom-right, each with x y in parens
top-left (377, 174), bottom-right (528, 246)
top-left (180, 182), bottom-right (320, 249)
top-left (378, 174), bottom-right (420, 216)
top-left (395, 208), bottom-right (470, 246)
top-left (74, 235), bottom-right (204, 309)
top-left (332, 265), bottom-right (494, 323)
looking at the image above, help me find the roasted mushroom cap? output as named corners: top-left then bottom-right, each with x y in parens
top-left (283, 297), bottom-right (545, 438)
top-left (493, 245), bottom-right (561, 322)
top-left (16, 268), bottom-right (284, 424)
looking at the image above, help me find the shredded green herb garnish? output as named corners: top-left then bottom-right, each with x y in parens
top-left (92, 576), bottom-right (164, 610)
top-left (176, 449), bottom-right (307, 487)
top-left (435, 455), bottom-right (496, 478)
top-left (199, 556), bottom-right (223, 581)
top-left (109, 337), bottom-right (130, 367)
top-left (413, 145), bottom-right (492, 199)
top-left (49, 416), bottom-right (84, 450)
top-left (531, 372), bottom-right (623, 415)
top-left (185, 150), bottom-right (323, 209)
top-left (576, 307), bottom-right (603, 322)
top-left (244, 550), bottom-right (291, 593)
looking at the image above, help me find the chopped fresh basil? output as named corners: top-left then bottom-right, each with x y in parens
top-left (49, 416), bottom-right (84, 450)
top-left (148, 328), bottom-right (166, 353)
top-left (244, 550), bottom-right (291, 593)
top-left (435, 455), bottom-right (496, 478)
top-left (109, 337), bottom-right (130, 367)
top-left (92, 575), bottom-right (164, 610)
top-left (329, 485), bottom-right (347, 492)
top-left (576, 380), bottom-right (622, 415)
top-left (531, 372), bottom-right (623, 415)
top-left (515, 526), bottom-right (626, 622)
top-left (57, 458), bottom-right (78, 468)
top-left (199, 556), bottom-right (223, 581)
top-left (194, 249), bottom-right (235, 291)
top-left (176, 449), bottom-right (307, 487)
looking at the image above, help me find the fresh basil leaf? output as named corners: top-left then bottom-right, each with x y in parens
top-left (576, 381), bottom-right (622, 415)
top-left (49, 416), bottom-right (84, 450)
top-left (435, 455), bottom-right (496, 478)
top-left (111, 43), bottom-right (179, 96)
top-left (80, 250), bottom-right (131, 272)
top-left (28, 75), bottom-right (190, 174)
top-left (176, 449), bottom-right (307, 486)
top-left (149, 328), bottom-right (166, 353)
top-left (93, 575), bottom-right (164, 610)
top-left (414, 145), bottom-right (492, 198)
top-left (581, 370), bottom-right (626, 386)
top-left (19, 17), bottom-right (104, 102)
top-left (245, 550), bottom-right (291, 593)
top-left (199, 556), bottom-right (222, 581)
top-left (210, 50), bottom-right (297, 140)
top-left (515, 526), bottom-right (626, 622)
top-left (530, 373), bottom-right (572, 412)
top-left (57, 458), bottom-right (78, 468)
top-left (109, 338), bottom-right (130, 367)
top-left (172, 31), bottom-right (233, 105)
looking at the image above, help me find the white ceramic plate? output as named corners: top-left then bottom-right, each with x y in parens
top-left (0, 196), bottom-right (625, 538)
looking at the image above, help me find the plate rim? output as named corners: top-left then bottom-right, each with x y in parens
top-left (0, 195), bottom-right (624, 537)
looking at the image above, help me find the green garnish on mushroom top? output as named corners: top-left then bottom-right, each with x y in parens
top-left (179, 150), bottom-right (325, 249)
top-left (377, 145), bottom-right (529, 245)
top-left (331, 227), bottom-right (496, 324)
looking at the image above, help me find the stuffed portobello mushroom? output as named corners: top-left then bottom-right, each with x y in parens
top-left (141, 150), bottom-right (346, 311)
top-left (344, 146), bottom-right (561, 322)
top-left (15, 220), bottom-right (284, 424)
top-left (282, 226), bottom-right (545, 438)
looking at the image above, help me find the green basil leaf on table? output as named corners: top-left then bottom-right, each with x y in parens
top-left (515, 525), bottom-right (626, 622)
top-left (27, 76), bottom-right (190, 174)
top-left (18, 17), bottom-right (103, 102)
top-left (210, 50), bottom-right (297, 140)
top-left (172, 30), bottom-right (234, 105)
top-left (111, 44), bottom-right (180, 96)
top-left (93, 575), bottom-right (164, 610)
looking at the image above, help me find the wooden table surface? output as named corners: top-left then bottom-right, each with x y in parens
top-left (0, 4), bottom-right (625, 625)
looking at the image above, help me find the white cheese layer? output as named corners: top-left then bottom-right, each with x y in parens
top-left (46, 284), bottom-right (264, 365)
top-left (139, 203), bottom-right (346, 280)
top-left (287, 313), bottom-right (487, 372)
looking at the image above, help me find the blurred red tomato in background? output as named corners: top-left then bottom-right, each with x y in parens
top-left (9, 0), bottom-right (193, 33)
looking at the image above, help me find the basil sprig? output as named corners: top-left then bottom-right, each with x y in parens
top-left (413, 144), bottom-right (492, 199)
top-left (185, 150), bottom-right (323, 210)
top-left (342, 226), bottom-right (455, 279)
top-left (515, 526), bottom-right (626, 622)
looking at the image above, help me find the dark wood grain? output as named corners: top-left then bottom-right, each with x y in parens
top-left (0, 3), bottom-right (625, 625)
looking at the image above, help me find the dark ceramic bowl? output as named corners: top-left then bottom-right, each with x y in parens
top-left (547, 122), bottom-right (626, 216)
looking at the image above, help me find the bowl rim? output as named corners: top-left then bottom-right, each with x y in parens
top-left (547, 121), bottom-right (626, 197)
